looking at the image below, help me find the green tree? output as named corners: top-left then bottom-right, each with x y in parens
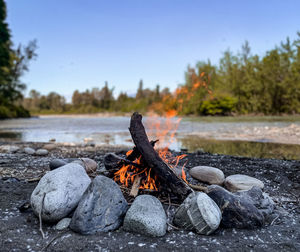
top-left (0, 0), bottom-right (37, 118)
top-left (0, 0), bottom-right (13, 104)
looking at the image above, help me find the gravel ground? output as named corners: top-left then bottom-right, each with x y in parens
top-left (0, 142), bottom-right (299, 252)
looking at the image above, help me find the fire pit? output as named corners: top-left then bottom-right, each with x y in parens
top-left (28, 112), bottom-right (278, 241)
top-left (1, 136), bottom-right (299, 251)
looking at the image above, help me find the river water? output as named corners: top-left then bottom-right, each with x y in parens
top-left (0, 115), bottom-right (299, 159)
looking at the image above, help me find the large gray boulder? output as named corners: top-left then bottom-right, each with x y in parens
top-left (207, 185), bottom-right (264, 229)
top-left (70, 175), bottom-right (128, 234)
top-left (123, 195), bottom-right (167, 237)
top-left (173, 192), bottom-right (221, 235)
top-left (235, 186), bottom-right (275, 221)
top-left (189, 166), bottom-right (225, 185)
top-left (225, 174), bottom-right (264, 192)
top-left (30, 163), bottom-right (91, 222)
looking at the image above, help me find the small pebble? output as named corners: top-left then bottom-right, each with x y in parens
top-left (24, 147), bottom-right (35, 155)
top-left (56, 218), bottom-right (71, 230)
top-left (35, 149), bottom-right (49, 156)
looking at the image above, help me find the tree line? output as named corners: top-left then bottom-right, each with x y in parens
top-left (23, 33), bottom-right (300, 116)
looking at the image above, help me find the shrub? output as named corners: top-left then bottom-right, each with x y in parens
top-left (199, 96), bottom-right (237, 115)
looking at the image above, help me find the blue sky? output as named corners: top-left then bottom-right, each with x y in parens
top-left (6, 0), bottom-right (300, 100)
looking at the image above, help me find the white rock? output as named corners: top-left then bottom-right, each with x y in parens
top-left (56, 218), bottom-right (71, 230)
top-left (24, 147), bottom-right (35, 155)
top-left (225, 174), bottom-right (264, 192)
top-left (123, 195), bottom-right (167, 237)
top-left (173, 192), bottom-right (221, 235)
top-left (30, 163), bottom-right (91, 222)
top-left (35, 149), bottom-right (49, 156)
top-left (189, 166), bottom-right (225, 185)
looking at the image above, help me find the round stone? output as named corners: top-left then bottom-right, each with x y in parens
top-left (24, 147), bottom-right (35, 155)
top-left (43, 144), bottom-right (57, 151)
top-left (173, 192), bottom-right (221, 235)
top-left (35, 149), bottom-right (49, 156)
top-left (56, 218), bottom-right (71, 231)
top-left (225, 174), bottom-right (264, 192)
top-left (73, 158), bottom-right (97, 174)
top-left (123, 195), bottom-right (167, 237)
top-left (189, 166), bottom-right (225, 185)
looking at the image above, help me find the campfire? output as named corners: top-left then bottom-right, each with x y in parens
top-left (113, 111), bottom-right (190, 197)
top-left (29, 111), bottom-right (274, 240)
top-left (105, 112), bottom-right (194, 200)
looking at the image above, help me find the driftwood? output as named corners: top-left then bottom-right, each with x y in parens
top-left (129, 112), bottom-right (193, 200)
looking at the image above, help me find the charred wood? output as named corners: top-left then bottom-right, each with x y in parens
top-left (129, 112), bottom-right (193, 200)
top-left (104, 153), bottom-right (143, 171)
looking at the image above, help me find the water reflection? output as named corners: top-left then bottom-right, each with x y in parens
top-left (179, 135), bottom-right (300, 160)
top-left (0, 132), bottom-right (22, 141)
top-left (0, 116), bottom-right (299, 160)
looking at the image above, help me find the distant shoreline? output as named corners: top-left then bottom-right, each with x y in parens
top-left (37, 112), bottom-right (132, 118)
top-left (34, 113), bottom-right (300, 122)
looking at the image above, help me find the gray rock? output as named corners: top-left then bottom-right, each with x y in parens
top-left (49, 158), bottom-right (97, 175)
top-left (70, 175), bottom-right (128, 234)
top-left (207, 185), bottom-right (264, 229)
top-left (56, 218), bottom-right (71, 231)
top-left (49, 158), bottom-right (77, 170)
top-left (225, 174), bottom-right (264, 192)
top-left (190, 166), bottom-right (225, 185)
top-left (173, 192), bottom-right (221, 235)
top-left (235, 186), bottom-right (275, 221)
top-left (73, 158), bottom-right (97, 174)
top-left (30, 163), bottom-right (91, 222)
top-left (24, 147), bottom-right (35, 155)
top-left (123, 195), bottom-right (167, 237)
top-left (35, 149), bottom-right (49, 156)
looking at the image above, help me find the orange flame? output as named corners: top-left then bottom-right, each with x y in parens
top-left (149, 71), bottom-right (213, 115)
top-left (114, 110), bottom-right (189, 192)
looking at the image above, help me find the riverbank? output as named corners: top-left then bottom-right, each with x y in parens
top-left (1, 115), bottom-right (300, 160)
top-left (31, 112), bottom-right (300, 122)
top-left (0, 142), bottom-right (299, 251)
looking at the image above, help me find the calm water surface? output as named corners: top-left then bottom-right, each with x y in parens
top-left (0, 116), bottom-right (299, 159)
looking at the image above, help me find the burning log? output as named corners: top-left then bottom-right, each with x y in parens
top-left (129, 112), bottom-right (193, 200)
top-left (126, 139), bottom-right (159, 161)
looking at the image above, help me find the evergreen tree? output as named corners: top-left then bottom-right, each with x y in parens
top-left (0, 0), bottom-right (12, 104)
top-left (0, 0), bottom-right (37, 118)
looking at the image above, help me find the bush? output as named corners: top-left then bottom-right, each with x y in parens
top-left (0, 104), bottom-right (30, 119)
top-left (199, 96), bottom-right (237, 115)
